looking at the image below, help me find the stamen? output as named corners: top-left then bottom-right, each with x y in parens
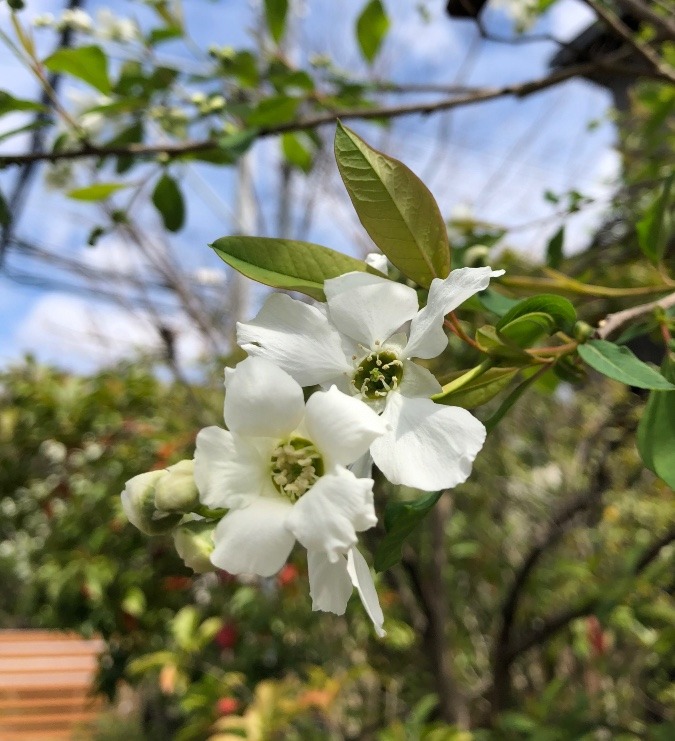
top-left (351, 349), bottom-right (404, 401)
top-left (270, 437), bottom-right (324, 502)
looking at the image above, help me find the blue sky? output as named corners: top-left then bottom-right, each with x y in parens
top-left (0, 0), bottom-right (618, 371)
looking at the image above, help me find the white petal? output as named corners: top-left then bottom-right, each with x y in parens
top-left (210, 498), bottom-right (295, 577)
top-left (370, 394), bottom-right (486, 490)
top-left (236, 292), bottom-right (352, 386)
top-left (365, 252), bottom-right (388, 273)
top-left (347, 548), bottom-right (386, 637)
top-left (194, 426), bottom-right (274, 509)
top-left (224, 357), bottom-right (304, 438)
top-left (324, 272), bottom-right (419, 347)
top-left (303, 386), bottom-right (388, 467)
top-left (398, 360), bottom-right (442, 398)
top-left (348, 452), bottom-right (373, 479)
top-left (285, 468), bottom-right (377, 562)
top-left (307, 551), bottom-right (352, 615)
top-left (404, 267), bottom-right (504, 359)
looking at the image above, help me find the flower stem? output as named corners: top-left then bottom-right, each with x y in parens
top-left (192, 505), bottom-right (227, 520)
top-left (432, 359), bottom-right (494, 400)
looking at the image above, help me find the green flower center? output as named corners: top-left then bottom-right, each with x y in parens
top-left (270, 437), bottom-right (324, 502)
top-left (352, 349), bottom-right (403, 399)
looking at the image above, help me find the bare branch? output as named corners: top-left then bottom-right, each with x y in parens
top-left (581, 0), bottom-right (675, 83)
top-left (595, 290), bottom-right (675, 339)
top-left (0, 60), bottom-right (666, 168)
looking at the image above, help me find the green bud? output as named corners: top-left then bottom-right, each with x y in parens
top-left (173, 520), bottom-right (216, 573)
top-left (121, 470), bottom-right (182, 536)
top-left (573, 320), bottom-right (594, 342)
top-left (154, 459), bottom-right (199, 513)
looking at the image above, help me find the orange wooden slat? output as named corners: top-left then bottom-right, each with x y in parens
top-left (0, 672), bottom-right (93, 690)
top-left (0, 696), bottom-right (102, 711)
top-left (0, 631), bottom-right (88, 642)
top-left (0, 641), bottom-right (103, 657)
top-left (1, 731), bottom-right (75, 740)
top-left (0, 657), bottom-right (97, 672)
top-left (0, 710), bottom-right (99, 726)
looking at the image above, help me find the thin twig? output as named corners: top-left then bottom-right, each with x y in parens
top-left (0, 60), bottom-right (666, 168)
top-left (595, 290), bottom-right (675, 339)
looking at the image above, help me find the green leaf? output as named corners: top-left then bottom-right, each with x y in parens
top-left (636, 172), bottom-right (674, 264)
top-left (0, 190), bottom-right (9, 228)
top-left (0, 90), bottom-right (46, 118)
top-left (434, 367), bottom-right (519, 408)
top-left (67, 183), bottom-right (128, 201)
top-left (218, 128), bottom-right (259, 159)
top-left (334, 122), bottom-right (450, 288)
top-left (152, 174), bottom-right (185, 232)
top-left (475, 325), bottom-right (530, 362)
top-left (281, 132), bottom-right (313, 173)
top-left (356, 0), bottom-right (390, 63)
top-left (578, 340), bottom-right (675, 390)
top-left (546, 225), bottom-right (564, 268)
top-left (637, 353), bottom-right (675, 488)
top-left (374, 491), bottom-right (442, 572)
top-left (499, 312), bottom-right (556, 348)
top-left (211, 236), bottom-right (380, 300)
top-left (478, 289), bottom-right (519, 318)
top-left (147, 25), bottom-right (183, 46)
top-left (43, 45), bottom-right (111, 95)
top-left (264, 0), bottom-right (289, 43)
top-left (497, 294), bottom-right (577, 334)
top-left (246, 96), bottom-right (300, 126)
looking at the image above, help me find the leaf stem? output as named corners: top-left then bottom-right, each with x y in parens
top-left (432, 359), bottom-right (494, 400)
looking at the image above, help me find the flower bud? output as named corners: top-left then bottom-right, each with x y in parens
top-left (173, 520), bottom-right (216, 573)
top-left (154, 459), bottom-right (199, 513)
top-left (121, 471), bottom-right (182, 536)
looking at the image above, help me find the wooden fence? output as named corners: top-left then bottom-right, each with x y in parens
top-left (0, 631), bottom-right (105, 740)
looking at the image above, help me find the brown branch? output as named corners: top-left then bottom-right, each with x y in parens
top-left (595, 290), bottom-right (675, 339)
top-left (0, 60), bottom-right (665, 168)
top-left (614, 0), bottom-right (675, 41)
top-left (581, 0), bottom-right (675, 83)
top-left (506, 526), bottom-right (675, 663)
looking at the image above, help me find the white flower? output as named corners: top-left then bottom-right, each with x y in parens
top-left (238, 267), bottom-right (503, 491)
top-left (194, 356), bottom-right (387, 635)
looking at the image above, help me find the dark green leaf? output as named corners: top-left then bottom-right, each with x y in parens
top-left (0, 190), bottom-right (10, 228)
top-left (218, 128), bottom-right (259, 158)
top-left (8, 0), bottom-right (25, 9)
top-left (637, 353), bottom-right (675, 488)
top-left (433, 367), bottom-right (519, 408)
top-left (578, 339), bottom-right (675, 390)
top-left (281, 132), bottom-right (313, 173)
top-left (264, 0), bottom-right (289, 43)
top-left (356, 0), bottom-right (390, 63)
top-left (374, 491), bottom-right (442, 572)
top-left (0, 90), bottom-right (46, 118)
top-left (497, 294), bottom-right (576, 334)
top-left (152, 174), bottom-right (185, 232)
top-left (546, 226), bottom-right (564, 268)
top-left (43, 46), bottom-right (111, 95)
top-left (478, 289), bottom-right (519, 318)
top-left (67, 183), bottom-right (128, 201)
top-left (334, 122), bottom-right (450, 288)
top-left (636, 172), bottom-right (674, 264)
top-left (211, 236), bottom-right (379, 301)
top-left (147, 26), bottom-right (183, 46)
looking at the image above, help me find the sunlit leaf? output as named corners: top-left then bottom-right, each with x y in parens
top-left (433, 367), bottom-right (519, 408)
top-left (68, 183), bottom-right (128, 201)
top-left (334, 122), bottom-right (450, 288)
top-left (356, 0), bottom-right (390, 63)
top-left (43, 45), bottom-right (111, 95)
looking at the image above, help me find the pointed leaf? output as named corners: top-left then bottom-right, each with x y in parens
top-left (546, 226), bottom-right (564, 268)
top-left (637, 353), bottom-right (675, 488)
top-left (264, 0), bottom-right (289, 43)
top-left (152, 174), bottom-right (185, 232)
top-left (334, 122), bottom-right (450, 288)
top-left (0, 90), bottom-right (46, 118)
top-left (210, 236), bottom-right (381, 301)
top-left (434, 367), bottom-right (519, 408)
top-left (43, 45), bottom-right (111, 95)
top-left (578, 339), bottom-right (675, 390)
top-left (68, 182), bottom-right (128, 201)
top-left (498, 312), bottom-right (556, 348)
top-left (636, 173), bottom-right (674, 264)
top-left (374, 491), bottom-right (442, 572)
top-left (356, 0), bottom-right (390, 63)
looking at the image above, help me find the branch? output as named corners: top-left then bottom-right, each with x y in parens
top-left (581, 0), bottom-right (675, 84)
top-left (0, 60), bottom-right (663, 168)
top-left (613, 0), bottom-right (675, 41)
top-left (506, 527), bottom-right (675, 663)
top-left (595, 290), bottom-right (675, 339)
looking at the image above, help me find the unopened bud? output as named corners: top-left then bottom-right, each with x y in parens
top-left (154, 459), bottom-right (199, 513)
top-left (173, 520), bottom-right (216, 573)
top-left (464, 245), bottom-right (490, 267)
top-left (573, 320), bottom-right (594, 342)
top-left (121, 471), bottom-right (182, 536)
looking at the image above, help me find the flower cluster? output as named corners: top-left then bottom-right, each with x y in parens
top-left (121, 264), bottom-right (502, 634)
